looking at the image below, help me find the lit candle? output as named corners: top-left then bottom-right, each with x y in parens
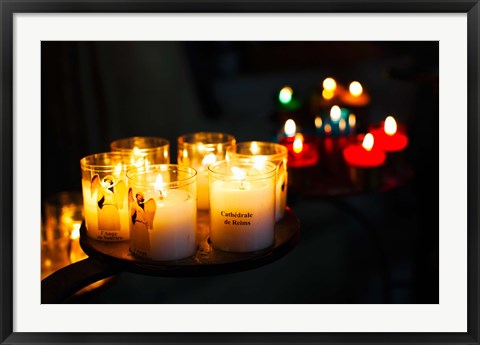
top-left (348, 113), bottom-right (357, 135)
top-left (69, 222), bottom-right (88, 263)
top-left (369, 116), bottom-right (408, 152)
top-left (227, 141), bottom-right (288, 222)
top-left (209, 160), bottom-right (276, 252)
top-left (284, 118), bottom-right (296, 138)
top-left (322, 77), bottom-right (337, 100)
top-left (343, 133), bottom-right (386, 168)
top-left (80, 152), bottom-right (135, 241)
top-left (280, 131), bottom-right (319, 168)
top-left (279, 86), bottom-right (293, 104)
top-left (349, 81), bottom-right (363, 97)
top-left (42, 192), bottom-right (84, 278)
top-left (110, 136), bottom-right (170, 164)
top-left (127, 164), bottom-right (197, 261)
top-left (330, 105), bottom-right (342, 122)
top-left (339, 81), bottom-right (370, 107)
top-left (277, 86), bottom-right (301, 111)
top-left (323, 77), bottom-right (337, 92)
top-left (342, 133), bottom-right (386, 190)
top-left (177, 132), bottom-right (236, 210)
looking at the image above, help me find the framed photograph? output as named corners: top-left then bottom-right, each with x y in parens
top-left (1, 1), bottom-right (478, 344)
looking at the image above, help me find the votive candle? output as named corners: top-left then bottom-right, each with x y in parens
top-left (127, 164), bottom-right (197, 261)
top-left (208, 160), bottom-right (276, 252)
top-left (227, 141), bottom-right (288, 222)
top-left (177, 132), bottom-right (236, 210)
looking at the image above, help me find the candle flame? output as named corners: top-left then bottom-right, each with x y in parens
top-left (202, 153), bottom-right (217, 167)
top-left (154, 174), bottom-right (164, 191)
top-left (279, 86), bottom-right (293, 104)
top-left (322, 89), bottom-right (334, 100)
top-left (133, 147), bottom-right (142, 157)
top-left (349, 81), bottom-right (363, 97)
top-left (70, 223), bottom-right (81, 240)
top-left (293, 134), bottom-right (304, 154)
top-left (284, 119), bottom-right (296, 137)
top-left (348, 113), bottom-right (356, 128)
top-left (384, 116), bottom-right (397, 136)
top-left (330, 105), bottom-right (341, 122)
top-left (324, 123), bottom-right (332, 135)
top-left (339, 119), bottom-right (346, 132)
top-left (323, 77), bottom-right (337, 91)
top-left (231, 167), bottom-right (246, 180)
top-left (362, 133), bottom-right (374, 151)
top-left (250, 142), bottom-right (260, 155)
top-left (114, 162), bottom-right (123, 176)
top-left (314, 116), bottom-right (323, 129)
top-left (253, 156), bottom-right (267, 170)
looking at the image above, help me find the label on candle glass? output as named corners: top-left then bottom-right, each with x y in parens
top-left (210, 180), bottom-right (275, 253)
top-left (220, 211), bottom-right (253, 226)
top-left (82, 174), bottom-right (130, 241)
top-left (129, 188), bottom-right (197, 261)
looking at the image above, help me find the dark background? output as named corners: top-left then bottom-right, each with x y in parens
top-left (41, 41), bottom-right (438, 303)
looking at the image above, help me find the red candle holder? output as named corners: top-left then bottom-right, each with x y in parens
top-left (369, 121), bottom-right (408, 152)
top-left (279, 134), bottom-right (320, 194)
top-left (337, 84), bottom-right (371, 108)
top-left (369, 117), bottom-right (409, 175)
top-left (280, 134), bottom-right (319, 168)
top-left (342, 133), bottom-right (386, 191)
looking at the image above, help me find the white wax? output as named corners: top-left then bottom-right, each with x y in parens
top-left (130, 189), bottom-right (196, 261)
top-left (210, 179), bottom-right (275, 252)
top-left (82, 180), bottom-right (130, 241)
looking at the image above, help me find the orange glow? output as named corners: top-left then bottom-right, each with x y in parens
top-left (324, 124), bottom-right (332, 135)
top-left (349, 114), bottom-right (356, 128)
top-left (314, 116), bottom-right (322, 129)
top-left (322, 89), bottom-right (335, 100)
top-left (362, 133), bottom-right (374, 151)
top-left (293, 134), bottom-right (304, 154)
top-left (384, 116), bottom-right (397, 136)
top-left (339, 119), bottom-right (346, 132)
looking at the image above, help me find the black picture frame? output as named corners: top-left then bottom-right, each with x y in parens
top-left (1, 1), bottom-right (478, 344)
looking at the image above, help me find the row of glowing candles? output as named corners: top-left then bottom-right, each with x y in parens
top-left (280, 115), bottom-right (408, 169)
top-left (81, 135), bottom-right (289, 261)
top-left (279, 77), bottom-right (367, 139)
top-left (279, 77), bottom-right (370, 110)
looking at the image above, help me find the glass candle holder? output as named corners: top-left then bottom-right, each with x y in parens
top-left (208, 159), bottom-right (276, 253)
top-left (42, 191), bottom-right (86, 279)
top-left (110, 136), bottom-right (170, 165)
top-left (226, 141), bottom-right (288, 222)
top-left (127, 164), bottom-right (197, 261)
top-left (177, 132), bottom-right (236, 210)
top-left (80, 152), bottom-right (139, 241)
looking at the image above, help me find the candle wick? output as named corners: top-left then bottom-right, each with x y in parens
top-left (158, 189), bottom-right (164, 200)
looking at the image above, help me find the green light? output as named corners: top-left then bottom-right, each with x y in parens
top-left (279, 86), bottom-right (293, 104)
